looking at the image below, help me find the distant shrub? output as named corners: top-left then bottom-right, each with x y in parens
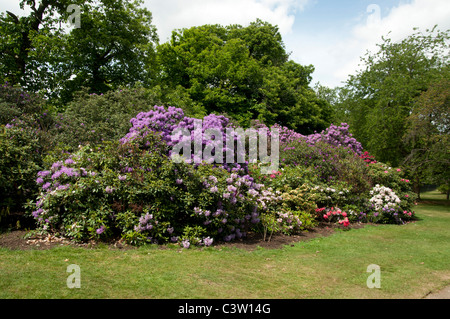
top-left (0, 124), bottom-right (44, 226)
top-left (0, 84), bottom-right (54, 226)
top-left (280, 139), bottom-right (371, 193)
top-left (0, 82), bottom-right (44, 126)
top-left (51, 87), bottom-right (163, 150)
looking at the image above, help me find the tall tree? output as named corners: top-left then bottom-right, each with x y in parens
top-left (336, 26), bottom-right (449, 167)
top-left (59, 0), bottom-right (158, 104)
top-left (157, 20), bottom-right (331, 131)
top-left (0, 0), bottom-right (159, 108)
top-left (0, 0), bottom-right (82, 89)
top-left (403, 72), bottom-right (450, 199)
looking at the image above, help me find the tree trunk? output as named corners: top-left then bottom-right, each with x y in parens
top-left (415, 174), bottom-right (421, 200)
top-left (8, 0), bottom-right (51, 84)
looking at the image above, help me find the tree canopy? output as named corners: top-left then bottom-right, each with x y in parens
top-left (330, 26), bottom-right (449, 195)
top-left (1, 3), bottom-right (331, 132)
top-left (157, 20), bottom-right (332, 131)
top-left (403, 71), bottom-right (450, 197)
top-left (333, 26), bottom-right (449, 167)
top-left (0, 0), bottom-right (159, 107)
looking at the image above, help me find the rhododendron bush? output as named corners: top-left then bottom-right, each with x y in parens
top-left (28, 105), bottom-right (417, 246)
top-left (32, 134), bottom-right (284, 245)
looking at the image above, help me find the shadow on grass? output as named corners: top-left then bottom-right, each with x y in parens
top-left (417, 190), bottom-right (450, 207)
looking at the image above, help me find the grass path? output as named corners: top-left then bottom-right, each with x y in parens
top-left (1, 190), bottom-right (449, 299)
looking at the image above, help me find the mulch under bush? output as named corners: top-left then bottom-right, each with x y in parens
top-left (0, 222), bottom-right (368, 251)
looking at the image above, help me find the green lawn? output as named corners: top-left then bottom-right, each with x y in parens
top-left (1, 190), bottom-right (449, 299)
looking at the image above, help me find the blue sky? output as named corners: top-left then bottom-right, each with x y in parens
top-left (2, 0), bottom-right (449, 88)
top-left (281, 0), bottom-right (450, 87)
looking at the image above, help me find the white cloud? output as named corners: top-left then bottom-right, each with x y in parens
top-left (144, 0), bottom-right (309, 42)
top-left (305, 0), bottom-right (450, 88)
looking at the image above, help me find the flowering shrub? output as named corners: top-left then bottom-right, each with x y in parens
top-left (30, 131), bottom-right (289, 245)
top-left (0, 115), bottom-right (56, 226)
top-left (260, 210), bottom-right (307, 241)
top-left (250, 164), bottom-right (321, 195)
top-left (254, 120), bottom-right (363, 154)
top-left (0, 124), bottom-right (44, 225)
top-left (0, 82), bottom-right (45, 127)
top-left (315, 207), bottom-right (348, 223)
top-left (279, 139), bottom-right (371, 196)
top-left (23, 100), bottom-right (419, 245)
top-left (251, 120), bottom-right (304, 145)
top-left (51, 87), bottom-right (163, 150)
top-left (313, 183), bottom-right (351, 209)
top-left (120, 105), bottom-right (247, 173)
top-left (367, 184), bottom-right (415, 224)
top-left (305, 123), bottom-right (363, 155)
top-left (259, 184), bottom-right (317, 240)
top-left (369, 185), bottom-right (401, 211)
top-left (360, 151), bottom-right (377, 165)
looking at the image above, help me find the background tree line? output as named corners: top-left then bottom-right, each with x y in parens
top-left (0, 0), bottom-right (332, 134)
top-left (318, 26), bottom-right (449, 198)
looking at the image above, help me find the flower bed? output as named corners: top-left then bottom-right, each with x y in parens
top-left (28, 106), bottom-right (417, 246)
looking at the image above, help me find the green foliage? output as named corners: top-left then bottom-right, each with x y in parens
top-left (259, 184), bottom-right (318, 241)
top-left (403, 74), bottom-right (450, 193)
top-left (335, 26), bottom-right (449, 167)
top-left (279, 139), bottom-right (371, 194)
top-left (50, 87), bottom-right (162, 150)
top-left (157, 20), bottom-right (331, 131)
top-left (0, 0), bottom-right (87, 92)
top-left (0, 0), bottom-right (159, 108)
top-left (0, 125), bottom-right (43, 222)
top-left (0, 84), bottom-right (55, 226)
top-left (0, 83), bottom-right (45, 126)
top-left (55, 0), bottom-right (159, 105)
top-left (249, 164), bottom-right (319, 192)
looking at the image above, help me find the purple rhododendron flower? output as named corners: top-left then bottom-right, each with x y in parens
top-left (96, 226), bottom-right (105, 234)
top-left (210, 186), bottom-right (218, 193)
top-left (203, 237), bottom-right (213, 247)
top-left (182, 240), bottom-right (190, 249)
top-left (37, 170), bottom-right (51, 177)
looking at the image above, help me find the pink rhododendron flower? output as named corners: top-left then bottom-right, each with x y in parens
top-left (339, 217), bottom-right (350, 227)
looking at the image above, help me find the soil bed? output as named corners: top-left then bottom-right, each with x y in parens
top-left (0, 222), bottom-right (367, 251)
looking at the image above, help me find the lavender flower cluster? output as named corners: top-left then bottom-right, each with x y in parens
top-left (120, 105), bottom-right (245, 171)
top-left (253, 120), bottom-right (363, 154)
top-left (306, 123), bottom-right (363, 155)
top-left (193, 171), bottom-right (282, 242)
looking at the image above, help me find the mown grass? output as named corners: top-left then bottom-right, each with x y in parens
top-left (1, 190), bottom-right (449, 299)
